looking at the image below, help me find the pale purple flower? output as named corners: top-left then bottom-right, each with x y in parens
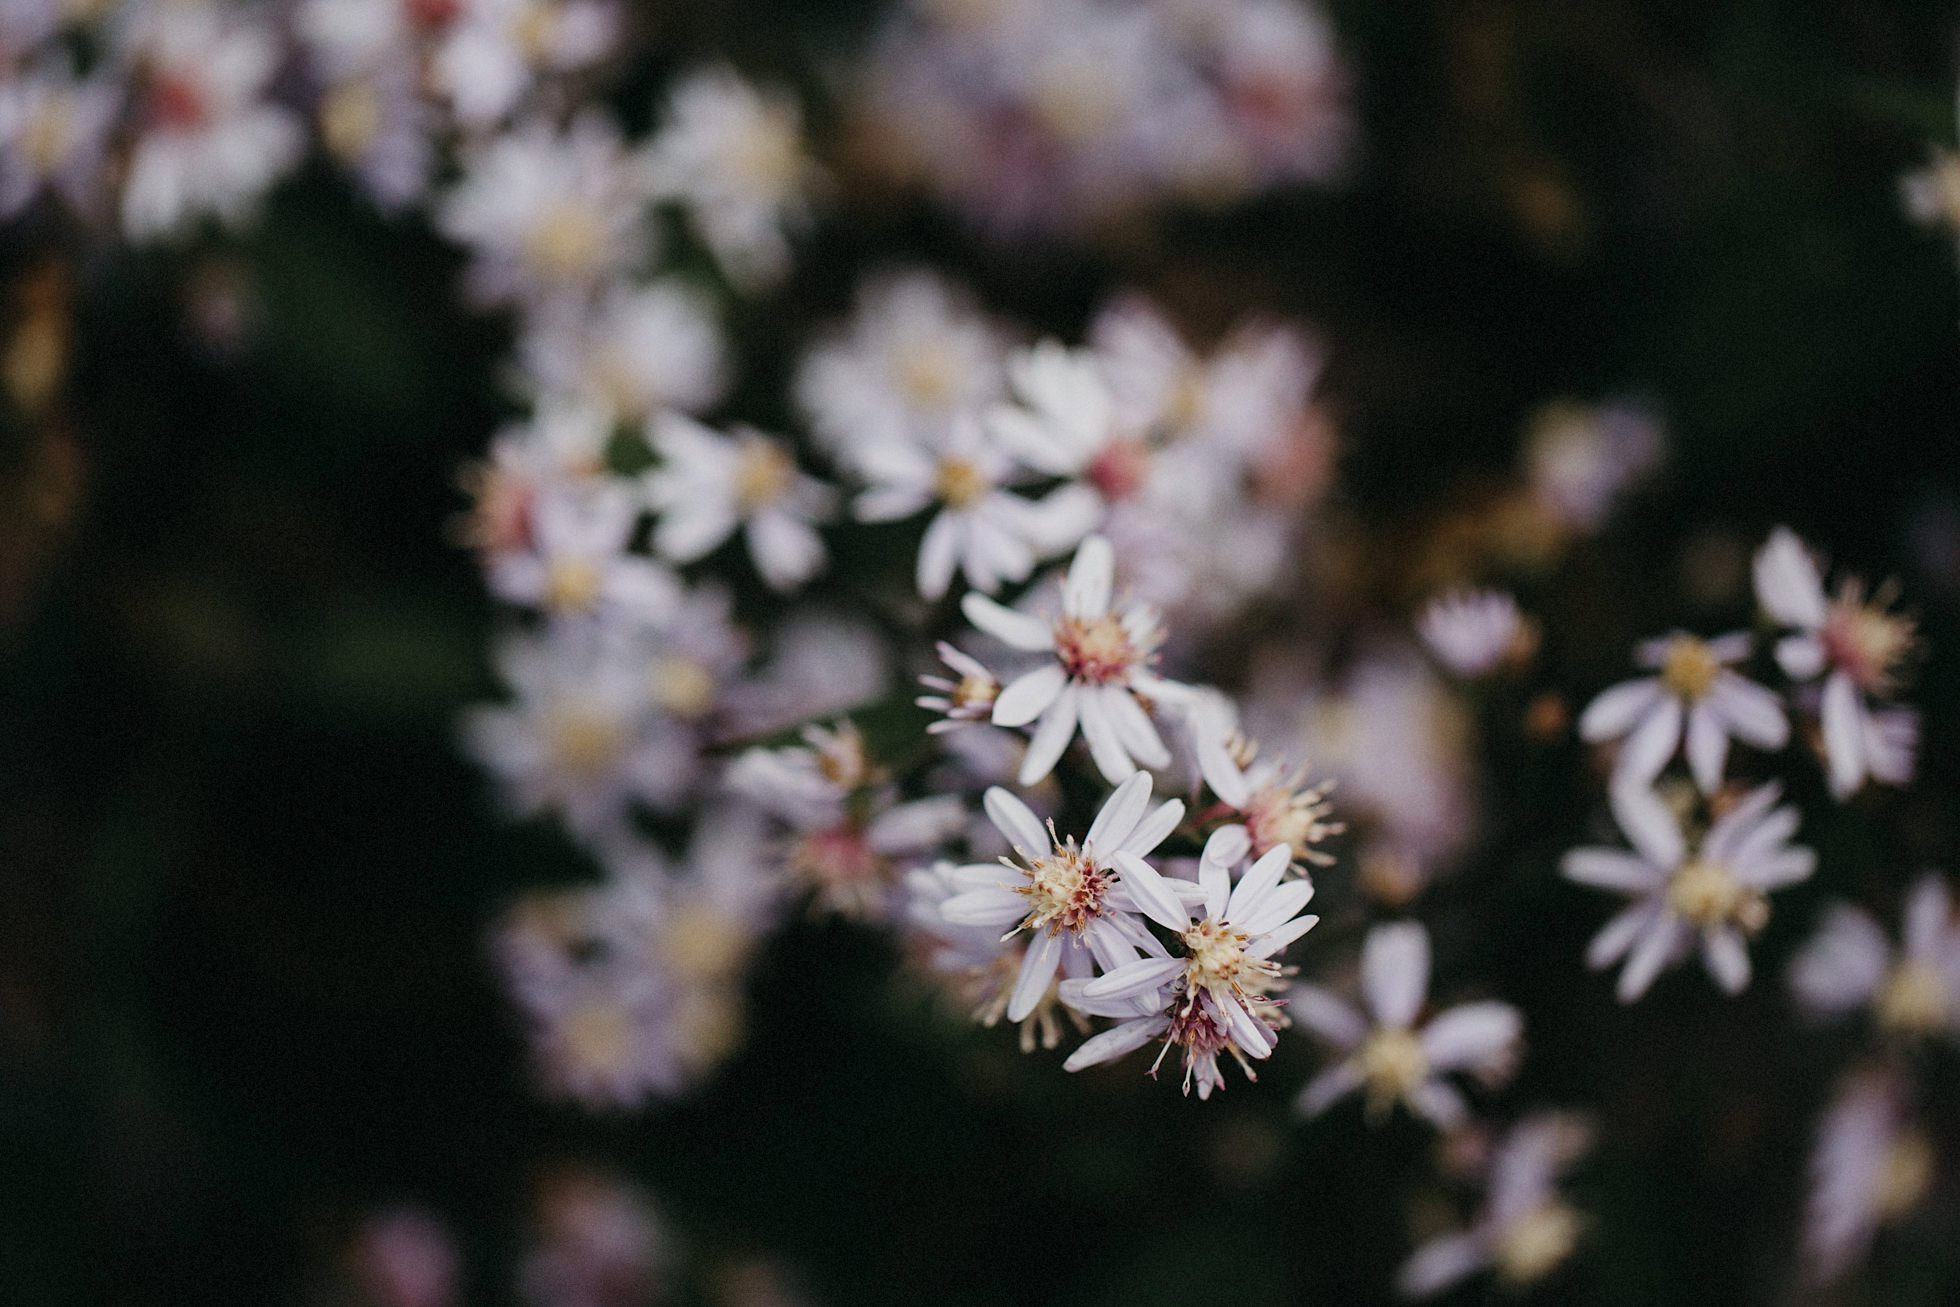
top-left (1577, 630), bottom-right (1787, 794)
top-left (1294, 922), bottom-right (1522, 1127)
top-left (1790, 873), bottom-right (1960, 1041)
top-left (486, 480), bottom-right (679, 626)
top-left (915, 641), bottom-right (1000, 733)
top-left (961, 535), bottom-right (1189, 785)
top-left (1564, 783), bottom-right (1816, 1002)
top-left (937, 773), bottom-right (1187, 1023)
top-left (642, 416), bottom-right (834, 593)
top-left (1753, 525), bottom-right (1919, 799)
top-left (1419, 589), bottom-right (1528, 678)
top-left (1803, 1069), bottom-right (1936, 1285)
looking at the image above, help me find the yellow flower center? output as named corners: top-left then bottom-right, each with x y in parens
top-left (733, 441), bottom-right (795, 511)
top-left (1359, 1027), bottom-right (1429, 1116)
top-left (1877, 1130), bottom-right (1935, 1222)
top-left (933, 455), bottom-right (989, 509)
top-left (544, 557), bottom-right (603, 613)
top-left (1028, 61), bottom-right (1122, 144)
top-left (1493, 1201), bottom-right (1584, 1286)
top-left (896, 342), bottom-right (958, 409)
top-left (1241, 771), bottom-right (1339, 859)
top-left (731, 115), bottom-right (801, 196)
top-left (23, 99), bottom-right (74, 174)
top-left (649, 655), bottom-right (716, 718)
top-left (319, 80), bottom-right (382, 161)
top-left (656, 904), bottom-right (750, 983)
top-left (1054, 613), bottom-right (1146, 685)
top-left (563, 1000), bottom-right (632, 1074)
top-left (546, 708), bottom-right (627, 778)
top-left (524, 204), bottom-right (606, 283)
top-left (1877, 960), bottom-right (1948, 1038)
top-left (1016, 843), bottom-right (1109, 936)
top-left (1659, 636), bottom-right (1721, 700)
top-left (1665, 859), bottom-right (1768, 933)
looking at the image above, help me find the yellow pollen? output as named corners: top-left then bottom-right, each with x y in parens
top-left (1054, 613), bottom-right (1142, 685)
top-left (1359, 1027), bottom-right (1429, 1116)
top-left (649, 655), bottom-right (716, 718)
top-left (1877, 1130), bottom-right (1935, 1221)
top-left (1183, 919), bottom-right (1249, 986)
top-left (544, 557), bottom-right (603, 613)
top-left (896, 343), bottom-right (957, 409)
top-left (733, 442), bottom-right (795, 511)
top-left (524, 204), bottom-right (606, 283)
top-left (731, 117), bottom-right (800, 194)
top-left (511, 2), bottom-right (557, 60)
top-left (1665, 859), bottom-right (1768, 933)
top-left (1823, 582), bottom-right (1915, 695)
top-left (563, 1001), bottom-right (632, 1073)
top-left (319, 80), bottom-right (382, 161)
top-left (1493, 1202), bottom-right (1584, 1286)
top-left (546, 709), bottom-right (627, 778)
top-left (1659, 636), bottom-right (1721, 700)
top-left (656, 904), bottom-right (749, 982)
top-left (1877, 960), bottom-right (1948, 1037)
top-left (933, 455), bottom-right (989, 509)
top-left (1016, 844), bottom-right (1108, 935)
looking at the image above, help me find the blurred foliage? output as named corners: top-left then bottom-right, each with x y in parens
top-left (4, 1), bottom-right (1960, 1304)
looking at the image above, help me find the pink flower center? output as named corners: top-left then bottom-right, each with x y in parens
top-left (1820, 585), bottom-right (1914, 695)
top-left (1086, 438), bottom-right (1151, 502)
top-left (1053, 613), bottom-right (1142, 685)
top-left (147, 72), bottom-right (208, 132)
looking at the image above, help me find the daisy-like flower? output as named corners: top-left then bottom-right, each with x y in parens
top-left (1062, 830), bottom-right (1318, 1097)
top-left (647, 66), bottom-right (816, 290)
top-left (1294, 922), bottom-right (1522, 1127)
top-left (1790, 872), bottom-right (1960, 1042)
top-left (1564, 782), bottom-right (1816, 1001)
top-left (642, 415), bottom-right (835, 592)
top-left (117, 3), bottom-right (305, 241)
top-left (961, 535), bottom-right (1188, 785)
top-left (726, 721), bottom-right (968, 919)
top-left (432, 0), bottom-right (620, 129)
top-left (456, 399), bottom-right (613, 560)
top-left (1803, 1069), bottom-right (1937, 1285)
top-left (937, 772), bottom-right (1188, 1023)
top-left (1577, 630), bottom-right (1787, 794)
top-left (0, 51), bottom-right (117, 220)
top-left (915, 641), bottom-right (1000, 733)
top-left (853, 413), bottom-right (1092, 600)
top-left (1185, 709), bottom-right (1341, 864)
top-left (1397, 1113), bottom-right (1592, 1298)
top-left (905, 860), bottom-right (1092, 1053)
top-left (312, 57), bottom-right (440, 213)
top-left (1419, 589), bottom-right (1533, 679)
top-left (986, 341), bottom-right (1136, 517)
top-left (436, 112), bottom-right (652, 315)
top-left (795, 269), bottom-right (1006, 469)
top-left (462, 627), bottom-right (705, 843)
top-left (1753, 525), bottom-right (1920, 799)
top-left (486, 480), bottom-right (679, 626)
top-left (516, 280), bottom-right (728, 425)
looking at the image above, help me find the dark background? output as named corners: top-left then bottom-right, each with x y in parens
top-left (3, 1), bottom-right (1959, 1302)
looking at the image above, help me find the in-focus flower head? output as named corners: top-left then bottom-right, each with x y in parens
top-left (961, 534), bottom-right (1190, 785)
top-left (1754, 525), bottom-right (1920, 799)
top-left (916, 641), bottom-right (1000, 733)
top-left (1577, 630), bottom-right (1787, 795)
top-left (937, 772), bottom-right (1188, 1023)
top-left (1564, 782), bottom-right (1816, 1001)
top-left (1295, 921), bottom-right (1523, 1127)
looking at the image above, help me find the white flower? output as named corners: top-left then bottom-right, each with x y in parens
top-left (117, 4), bottom-right (305, 241)
top-left (1294, 922), bottom-right (1522, 1127)
top-left (436, 112), bottom-right (652, 314)
top-left (0, 51), bottom-right (117, 220)
top-left (313, 58), bottom-right (441, 213)
top-left (853, 413), bottom-right (1091, 600)
top-left (1419, 589), bottom-right (1530, 678)
top-left (432, 0), bottom-right (620, 129)
top-left (1061, 829), bottom-right (1318, 1097)
top-left (642, 415), bottom-right (834, 592)
top-left (486, 480), bottom-right (679, 626)
top-left (1803, 1070), bottom-right (1936, 1285)
top-left (1790, 872), bottom-right (1960, 1041)
top-left (1522, 399), bottom-right (1665, 534)
top-left (647, 66), bottom-right (815, 290)
top-left (987, 340), bottom-right (1131, 513)
top-left (516, 280), bottom-right (728, 425)
top-left (795, 269), bottom-right (1006, 469)
top-left (961, 535), bottom-right (1188, 785)
top-left (1577, 631), bottom-right (1787, 794)
top-left (1563, 782), bottom-right (1816, 1001)
top-left (457, 398), bottom-right (614, 559)
top-left (1397, 1113), bottom-right (1592, 1297)
top-left (937, 773), bottom-right (1187, 1022)
top-left (1753, 525), bottom-right (1919, 799)
top-left (915, 641), bottom-right (1000, 733)
top-left (462, 626), bottom-right (704, 843)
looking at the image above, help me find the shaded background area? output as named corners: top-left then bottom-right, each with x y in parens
top-left (3, 1), bottom-right (1959, 1303)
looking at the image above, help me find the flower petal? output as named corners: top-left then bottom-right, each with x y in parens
top-left (1111, 851), bottom-right (1191, 931)
top-left (982, 785), bottom-right (1050, 856)
top-left (961, 591), bottom-right (1053, 651)
top-left (1362, 921), bottom-right (1431, 1029)
top-left (992, 663), bottom-right (1067, 728)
